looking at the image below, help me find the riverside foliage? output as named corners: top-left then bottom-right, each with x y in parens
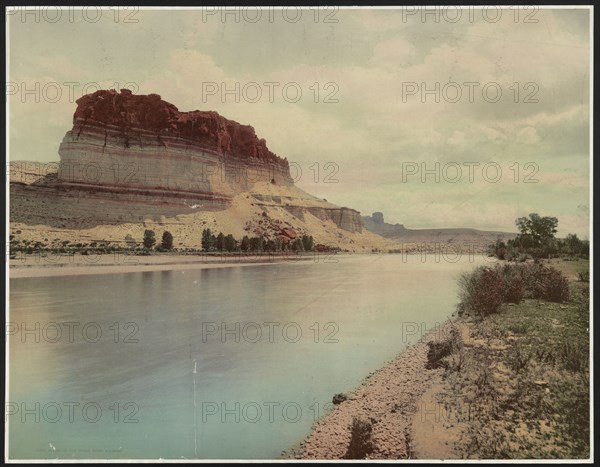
top-left (201, 228), bottom-right (314, 253)
top-left (489, 214), bottom-right (589, 261)
top-left (458, 263), bottom-right (571, 317)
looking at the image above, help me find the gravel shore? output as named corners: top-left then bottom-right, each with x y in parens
top-left (292, 321), bottom-right (457, 460)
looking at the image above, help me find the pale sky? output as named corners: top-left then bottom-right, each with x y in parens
top-left (7, 7), bottom-right (591, 237)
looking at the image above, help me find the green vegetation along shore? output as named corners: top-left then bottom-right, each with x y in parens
top-left (416, 258), bottom-right (590, 459)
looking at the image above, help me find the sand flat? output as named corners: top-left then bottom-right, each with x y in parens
top-left (8, 253), bottom-right (312, 279)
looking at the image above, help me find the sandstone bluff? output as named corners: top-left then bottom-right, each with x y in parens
top-left (11, 89), bottom-right (387, 251)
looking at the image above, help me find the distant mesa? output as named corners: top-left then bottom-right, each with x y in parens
top-left (371, 212), bottom-right (384, 225)
top-left (363, 212), bottom-right (406, 232)
top-left (362, 212), bottom-right (514, 245)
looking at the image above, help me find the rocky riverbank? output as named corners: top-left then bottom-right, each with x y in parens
top-left (287, 320), bottom-right (458, 459)
top-left (289, 258), bottom-right (590, 460)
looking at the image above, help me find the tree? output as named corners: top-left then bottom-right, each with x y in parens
top-left (563, 233), bottom-right (589, 258)
top-left (292, 238), bottom-right (304, 251)
top-left (565, 233), bottom-right (581, 252)
top-left (249, 236), bottom-right (264, 252)
top-left (240, 235), bottom-right (250, 252)
top-left (492, 239), bottom-right (507, 260)
top-left (302, 235), bottom-right (314, 251)
top-left (161, 231), bottom-right (174, 250)
top-left (515, 213), bottom-right (558, 248)
top-left (215, 232), bottom-right (225, 251)
top-left (201, 228), bottom-right (214, 251)
top-left (224, 234), bottom-right (236, 252)
top-left (143, 229), bottom-right (156, 249)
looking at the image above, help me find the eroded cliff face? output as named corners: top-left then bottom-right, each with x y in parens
top-left (71, 89), bottom-right (284, 163)
top-left (57, 89), bottom-right (292, 203)
top-left (13, 89), bottom-right (367, 241)
top-left (250, 192), bottom-right (363, 233)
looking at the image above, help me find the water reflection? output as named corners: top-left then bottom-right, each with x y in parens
top-left (9, 255), bottom-right (486, 459)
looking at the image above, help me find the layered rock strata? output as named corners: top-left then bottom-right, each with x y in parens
top-left (12, 89), bottom-right (364, 234)
top-left (57, 89), bottom-right (292, 205)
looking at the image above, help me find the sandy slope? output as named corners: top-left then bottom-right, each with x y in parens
top-left (9, 169), bottom-right (394, 252)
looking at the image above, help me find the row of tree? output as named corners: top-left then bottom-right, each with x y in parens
top-left (143, 230), bottom-right (173, 251)
top-left (201, 228), bottom-right (314, 252)
top-left (490, 213), bottom-right (589, 260)
top-left (10, 229), bottom-right (319, 256)
top-left (136, 229), bottom-right (317, 253)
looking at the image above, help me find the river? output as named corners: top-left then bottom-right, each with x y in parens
top-left (8, 254), bottom-right (488, 459)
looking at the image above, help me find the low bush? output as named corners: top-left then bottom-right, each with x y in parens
top-left (494, 264), bottom-right (525, 304)
top-left (541, 268), bottom-right (571, 302)
top-left (135, 248), bottom-right (152, 256)
top-left (426, 340), bottom-right (454, 369)
top-left (525, 265), bottom-right (570, 303)
top-left (425, 327), bottom-right (462, 369)
top-left (458, 262), bottom-right (571, 316)
top-left (332, 393), bottom-right (348, 405)
top-left (578, 271), bottom-right (590, 282)
top-left (560, 342), bottom-right (588, 373)
top-left (507, 344), bottom-right (532, 373)
top-left (458, 266), bottom-right (505, 317)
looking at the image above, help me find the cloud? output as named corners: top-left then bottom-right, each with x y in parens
top-left (372, 37), bottom-right (416, 65)
top-left (447, 130), bottom-right (466, 147)
top-left (7, 7), bottom-right (591, 237)
top-left (517, 126), bottom-right (540, 144)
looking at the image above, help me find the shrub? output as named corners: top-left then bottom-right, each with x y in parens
top-left (425, 327), bottom-right (461, 369)
top-left (516, 253), bottom-right (531, 262)
top-left (426, 340), bottom-right (454, 369)
top-left (575, 283), bottom-right (590, 316)
top-left (507, 344), bottom-right (532, 373)
top-left (508, 322), bottom-right (528, 334)
top-left (458, 266), bottom-right (505, 317)
top-left (516, 263), bottom-right (544, 298)
top-left (578, 271), bottom-right (589, 282)
top-left (554, 378), bottom-right (590, 455)
top-left (560, 342), bottom-right (588, 373)
top-left (459, 261), bottom-right (572, 316)
top-left (499, 263), bottom-right (570, 303)
top-left (332, 393), bottom-right (348, 405)
top-left (503, 276), bottom-right (525, 303)
top-left (531, 266), bottom-right (570, 303)
top-left (345, 417), bottom-right (375, 459)
top-left (494, 264), bottom-right (525, 304)
top-left (426, 340), bottom-right (453, 369)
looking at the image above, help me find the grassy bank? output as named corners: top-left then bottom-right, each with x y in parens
top-left (417, 258), bottom-right (590, 459)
